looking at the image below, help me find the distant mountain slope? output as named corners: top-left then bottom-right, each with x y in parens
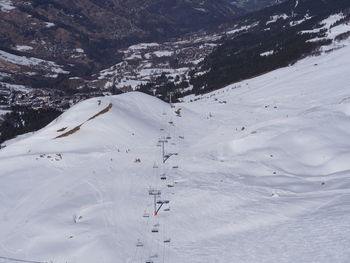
top-left (190, 0), bottom-right (350, 93)
top-left (93, 0), bottom-right (350, 102)
top-left (0, 0), bottom-right (241, 79)
top-left (0, 0), bottom-right (282, 94)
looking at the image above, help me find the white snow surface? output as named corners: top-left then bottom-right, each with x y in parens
top-left (226, 23), bottom-right (259, 35)
top-left (1, 43), bottom-right (350, 263)
top-left (45, 22), bottom-right (55, 28)
top-left (153, 51), bottom-right (173, 57)
top-left (0, 50), bottom-right (68, 74)
top-left (15, 45), bottom-right (33, 52)
top-left (0, 0), bottom-right (15, 12)
top-left (0, 82), bottom-right (28, 91)
top-left (128, 43), bottom-right (160, 51)
top-left (260, 50), bottom-right (274, 57)
top-left (266, 14), bottom-right (288, 25)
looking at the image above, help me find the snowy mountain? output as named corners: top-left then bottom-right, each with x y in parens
top-left (90, 0), bottom-right (350, 102)
top-left (0, 0), bottom-right (285, 120)
top-left (191, 0), bottom-right (350, 93)
top-left (0, 0), bottom-right (267, 92)
top-left (1, 35), bottom-right (350, 262)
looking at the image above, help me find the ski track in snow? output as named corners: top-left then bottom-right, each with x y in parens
top-left (1, 41), bottom-right (350, 262)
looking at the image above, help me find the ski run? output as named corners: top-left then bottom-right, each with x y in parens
top-left (1, 39), bottom-right (350, 263)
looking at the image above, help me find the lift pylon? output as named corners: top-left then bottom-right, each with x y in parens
top-left (158, 137), bottom-right (168, 163)
top-left (148, 188), bottom-right (162, 216)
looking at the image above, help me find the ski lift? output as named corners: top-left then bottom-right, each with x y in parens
top-left (164, 207), bottom-right (170, 212)
top-left (167, 184), bottom-right (174, 188)
top-left (166, 135), bottom-right (172, 140)
top-left (164, 239), bottom-right (171, 243)
top-left (148, 189), bottom-right (161, 196)
top-left (172, 165), bottom-right (179, 169)
top-left (136, 240), bottom-right (144, 247)
top-left (151, 223), bottom-right (159, 233)
top-left (157, 199), bottom-right (169, 204)
top-left (143, 212), bottom-right (150, 218)
top-left (158, 138), bottom-right (168, 143)
top-left (160, 174), bottom-right (167, 180)
top-left (145, 259), bottom-right (153, 263)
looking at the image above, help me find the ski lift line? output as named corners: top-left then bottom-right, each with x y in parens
top-left (0, 256), bottom-right (47, 263)
top-left (137, 211), bottom-right (152, 263)
top-left (136, 186), bottom-right (156, 263)
top-left (131, 244), bottom-right (141, 263)
top-left (144, 135), bottom-right (164, 261)
top-left (162, 203), bottom-right (171, 263)
top-left (141, 112), bottom-right (178, 263)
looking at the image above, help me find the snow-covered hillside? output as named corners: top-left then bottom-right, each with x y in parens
top-left (1, 41), bottom-right (350, 262)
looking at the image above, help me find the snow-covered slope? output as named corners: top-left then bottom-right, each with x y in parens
top-left (1, 42), bottom-right (350, 262)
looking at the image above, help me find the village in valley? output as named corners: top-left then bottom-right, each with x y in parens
top-left (0, 27), bottom-right (236, 114)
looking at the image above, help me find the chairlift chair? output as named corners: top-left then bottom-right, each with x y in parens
top-left (151, 227), bottom-right (159, 233)
top-left (136, 240), bottom-right (144, 247)
top-left (143, 212), bottom-right (150, 218)
top-left (164, 239), bottom-right (171, 243)
top-left (148, 189), bottom-right (161, 196)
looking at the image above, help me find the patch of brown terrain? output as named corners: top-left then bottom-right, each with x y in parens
top-left (88, 103), bottom-right (113, 121)
top-left (54, 103), bottom-right (112, 139)
top-left (55, 124), bottom-right (83, 139)
top-left (57, 127), bottom-right (68, 132)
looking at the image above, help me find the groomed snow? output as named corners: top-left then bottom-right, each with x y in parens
top-left (1, 41), bottom-right (350, 263)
